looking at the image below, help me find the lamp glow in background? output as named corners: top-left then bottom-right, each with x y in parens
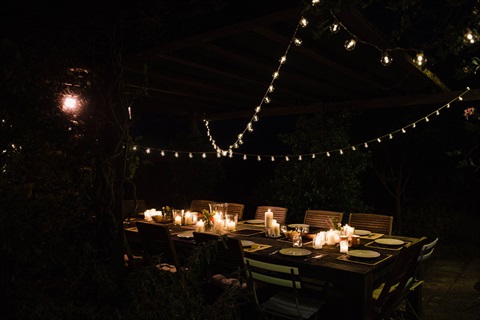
top-left (62, 94), bottom-right (80, 114)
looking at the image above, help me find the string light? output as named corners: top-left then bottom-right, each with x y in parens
top-left (380, 51), bottom-right (393, 66)
top-left (413, 51), bottom-right (427, 67)
top-left (344, 38), bottom-right (357, 51)
top-left (330, 21), bottom-right (340, 33)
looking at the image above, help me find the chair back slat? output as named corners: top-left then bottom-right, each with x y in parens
top-left (190, 199), bottom-right (216, 213)
top-left (348, 213), bottom-right (393, 235)
top-left (304, 210), bottom-right (343, 229)
top-left (254, 206), bottom-right (288, 224)
top-left (135, 221), bottom-right (180, 268)
top-left (419, 237), bottom-right (439, 261)
top-left (226, 202), bottom-right (245, 220)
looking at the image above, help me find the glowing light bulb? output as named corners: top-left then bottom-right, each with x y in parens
top-left (234, 143), bottom-right (239, 148)
top-left (285, 156), bottom-right (290, 161)
top-left (327, 152), bottom-right (331, 157)
top-left (402, 128), bottom-right (406, 133)
top-left (189, 153), bottom-right (193, 158)
top-left (389, 134), bottom-right (393, 139)
top-left (413, 51), bottom-right (427, 67)
top-left (344, 38), bottom-right (357, 51)
top-left (293, 38), bottom-right (302, 46)
top-left (425, 117), bottom-right (429, 122)
top-left (352, 146), bottom-right (356, 151)
top-left (247, 123), bottom-right (253, 132)
top-left (311, 0), bottom-right (320, 6)
top-left (312, 154), bottom-right (316, 159)
top-left (459, 96), bottom-right (463, 101)
top-left (202, 153), bottom-right (206, 158)
top-left (300, 17), bottom-right (308, 27)
top-left (174, 152), bottom-right (179, 158)
top-left (255, 106), bottom-right (261, 113)
top-left (364, 143), bottom-right (369, 148)
top-left (380, 51), bottom-right (393, 66)
top-left (273, 71), bottom-right (279, 79)
top-left (264, 96), bottom-right (271, 104)
top-left (280, 56), bottom-right (287, 64)
top-left (253, 115), bottom-right (259, 122)
top-left (436, 110), bottom-right (440, 115)
top-left (239, 139), bottom-right (243, 145)
top-left (271, 156), bottom-right (275, 161)
top-left (257, 156), bottom-right (261, 161)
top-left (339, 150), bottom-right (344, 155)
top-left (132, 145), bottom-right (137, 151)
top-left (146, 148), bottom-right (151, 154)
top-left (330, 21), bottom-right (340, 33)
top-left (377, 138), bottom-right (382, 143)
top-left (412, 123), bottom-right (416, 128)
top-left (268, 85), bottom-right (274, 92)
top-left (446, 103), bottom-right (450, 108)
top-left (161, 150), bottom-right (165, 156)
top-left (298, 155), bottom-right (302, 160)
top-left (238, 133), bottom-right (243, 139)
top-left (243, 154), bottom-right (247, 160)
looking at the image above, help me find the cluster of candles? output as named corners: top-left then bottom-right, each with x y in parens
top-left (173, 210), bottom-right (198, 226)
top-left (194, 211), bottom-right (238, 233)
top-left (143, 208), bottom-right (163, 221)
top-left (264, 209), bottom-right (281, 237)
top-left (312, 224), bottom-right (359, 253)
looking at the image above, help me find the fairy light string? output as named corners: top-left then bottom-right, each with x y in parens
top-left (203, 15), bottom-right (308, 157)
top-left (132, 87), bottom-right (471, 161)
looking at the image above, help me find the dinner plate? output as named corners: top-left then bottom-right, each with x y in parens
top-left (241, 240), bottom-right (255, 247)
top-left (288, 224), bottom-right (310, 229)
top-left (348, 250), bottom-right (381, 259)
top-left (279, 248), bottom-right (311, 257)
top-left (354, 229), bottom-right (371, 236)
top-left (176, 231), bottom-right (194, 238)
top-left (244, 219), bottom-right (264, 224)
top-left (375, 238), bottom-right (404, 246)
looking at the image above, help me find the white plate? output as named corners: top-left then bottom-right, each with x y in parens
top-left (244, 219), bottom-right (264, 224)
top-left (355, 229), bottom-right (371, 236)
top-left (176, 231), bottom-right (194, 238)
top-left (375, 238), bottom-right (404, 246)
top-left (288, 224), bottom-right (310, 229)
top-left (279, 248), bottom-right (311, 257)
top-left (348, 250), bottom-right (380, 259)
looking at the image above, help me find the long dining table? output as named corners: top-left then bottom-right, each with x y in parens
top-left (124, 218), bottom-right (422, 320)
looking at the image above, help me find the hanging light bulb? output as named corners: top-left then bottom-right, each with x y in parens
top-left (273, 71), bottom-right (279, 79)
top-left (264, 96), bottom-right (271, 104)
top-left (202, 153), bottom-right (206, 158)
top-left (352, 146), bottom-right (356, 151)
top-left (344, 38), bottom-right (357, 51)
top-left (402, 128), bottom-right (406, 133)
top-left (326, 152), bottom-right (331, 157)
top-left (293, 38), bottom-right (302, 46)
top-left (268, 85), bottom-right (274, 93)
top-left (279, 56), bottom-right (287, 64)
top-left (425, 117), bottom-right (429, 122)
top-left (389, 134), bottom-right (393, 139)
top-left (311, 154), bottom-right (316, 159)
top-left (285, 156), bottom-right (290, 161)
top-left (300, 17), bottom-right (308, 28)
top-left (298, 155), bottom-right (303, 161)
top-left (253, 115), bottom-right (259, 122)
top-left (464, 28), bottom-right (478, 45)
top-left (413, 51), bottom-right (427, 67)
top-left (257, 156), bottom-right (261, 161)
top-left (161, 150), bottom-right (165, 156)
top-left (377, 138), bottom-right (382, 143)
top-left (446, 103), bottom-right (450, 108)
top-left (132, 145), bottom-right (137, 151)
top-left (339, 150), bottom-right (344, 155)
top-left (188, 152), bottom-right (193, 158)
top-left (436, 110), bottom-right (440, 116)
top-left (255, 106), bottom-right (261, 113)
top-left (243, 154), bottom-right (247, 160)
top-left (234, 142), bottom-right (239, 148)
top-left (271, 156), bottom-right (275, 161)
top-left (364, 142), bottom-right (369, 148)
top-left (380, 51), bottom-right (393, 66)
top-left (174, 152), bottom-right (179, 158)
top-left (311, 0), bottom-right (320, 6)
top-left (330, 21), bottom-right (340, 33)
top-left (412, 123), bottom-right (416, 128)
top-left (459, 96), bottom-right (463, 101)
top-left (146, 148), bottom-right (151, 154)
top-left (247, 123), bottom-right (253, 132)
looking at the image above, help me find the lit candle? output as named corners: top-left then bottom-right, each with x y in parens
top-left (215, 218), bottom-right (224, 231)
top-left (195, 220), bottom-right (205, 232)
top-left (345, 224), bottom-right (355, 237)
top-left (334, 231), bottom-right (341, 244)
top-left (272, 220), bottom-right (280, 237)
top-left (227, 220), bottom-right (236, 231)
top-left (192, 212), bottom-right (198, 224)
top-left (184, 211), bottom-right (192, 225)
top-left (326, 229), bottom-right (336, 245)
top-left (340, 239), bottom-right (349, 253)
top-left (265, 209), bottom-right (273, 229)
top-left (174, 215), bottom-right (182, 225)
top-left (313, 232), bottom-right (324, 249)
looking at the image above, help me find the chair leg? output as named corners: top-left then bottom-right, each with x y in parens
top-left (404, 298), bottom-right (421, 320)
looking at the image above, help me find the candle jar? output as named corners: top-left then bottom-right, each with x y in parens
top-left (226, 214), bottom-right (238, 231)
top-left (313, 233), bottom-right (324, 249)
top-left (292, 234), bottom-right (302, 247)
top-left (351, 234), bottom-right (361, 247)
top-left (173, 209), bottom-right (183, 226)
top-left (340, 239), bottom-right (349, 253)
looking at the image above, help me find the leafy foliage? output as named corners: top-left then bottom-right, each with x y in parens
top-left (270, 111), bottom-right (371, 224)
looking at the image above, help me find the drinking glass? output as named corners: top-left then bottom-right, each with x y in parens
top-left (292, 234), bottom-right (302, 247)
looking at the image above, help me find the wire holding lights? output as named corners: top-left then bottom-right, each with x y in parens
top-left (133, 88), bottom-right (471, 162)
top-left (204, 14), bottom-right (310, 157)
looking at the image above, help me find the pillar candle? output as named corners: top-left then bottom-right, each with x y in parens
top-left (340, 240), bottom-right (349, 253)
top-left (272, 220), bottom-right (280, 237)
top-left (184, 211), bottom-right (192, 225)
top-left (174, 215), bottom-right (182, 225)
top-left (195, 220), bottom-right (205, 232)
top-left (326, 229), bottom-right (336, 245)
top-left (265, 209), bottom-right (273, 229)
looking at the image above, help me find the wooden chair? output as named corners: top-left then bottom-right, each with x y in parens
top-left (304, 210), bottom-right (344, 229)
top-left (193, 232), bottom-right (245, 279)
top-left (348, 212), bottom-right (393, 235)
top-left (135, 221), bottom-right (180, 271)
top-left (244, 257), bottom-right (325, 320)
top-left (226, 202), bottom-right (245, 220)
top-left (403, 237), bottom-right (439, 320)
top-left (371, 237), bottom-right (427, 319)
top-left (190, 199), bottom-right (216, 213)
top-left (254, 206), bottom-right (288, 224)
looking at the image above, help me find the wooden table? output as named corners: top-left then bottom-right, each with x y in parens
top-left (125, 220), bottom-right (421, 320)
